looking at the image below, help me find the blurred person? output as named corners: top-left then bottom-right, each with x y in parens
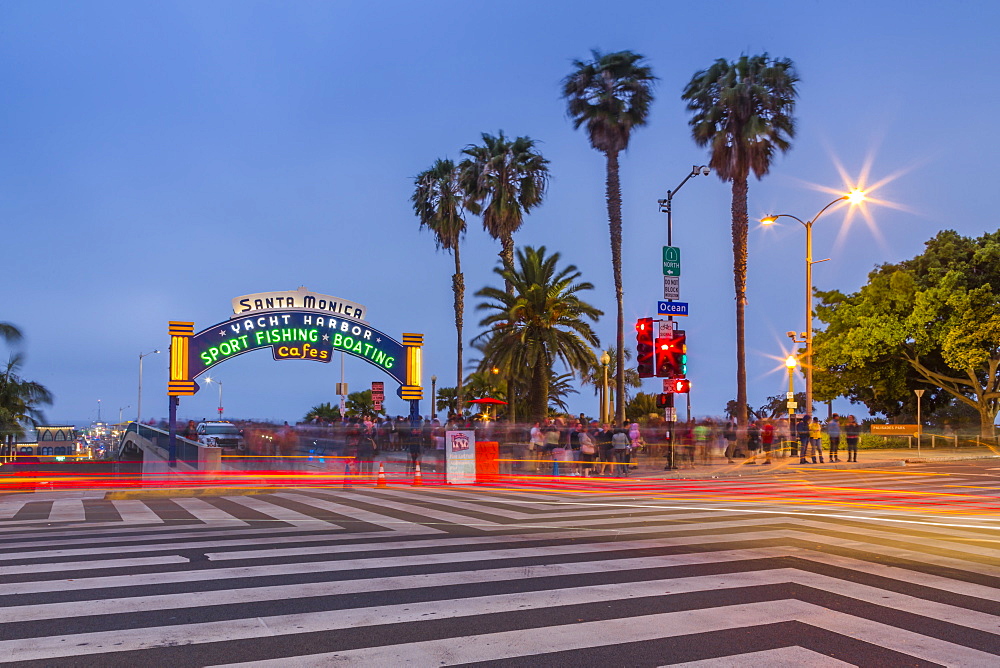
top-left (845, 415), bottom-right (861, 462)
top-left (611, 426), bottom-right (631, 475)
top-left (810, 416), bottom-right (825, 463)
top-left (578, 424), bottom-right (597, 477)
top-left (529, 421), bottom-right (544, 472)
top-left (723, 420), bottom-right (737, 463)
top-left (796, 415), bottom-right (812, 464)
top-left (746, 420), bottom-right (760, 465)
top-left (544, 424), bottom-right (563, 475)
top-left (760, 418), bottom-right (774, 465)
top-left (694, 419), bottom-right (711, 464)
top-left (826, 414), bottom-right (842, 462)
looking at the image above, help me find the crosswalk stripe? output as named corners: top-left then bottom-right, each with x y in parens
top-left (169, 497), bottom-right (249, 527)
top-left (112, 499), bottom-right (166, 524)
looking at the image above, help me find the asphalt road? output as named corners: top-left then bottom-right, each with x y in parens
top-left (0, 459), bottom-right (997, 666)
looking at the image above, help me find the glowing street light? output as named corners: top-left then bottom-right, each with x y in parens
top-left (600, 351), bottom-right (611, 424)
top-left (761, 191), bottom-right (867, 417)
top-left (137, 350), bottom-right (160, 425)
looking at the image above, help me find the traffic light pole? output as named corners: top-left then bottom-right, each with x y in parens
top-left (658, 167), bottom-right (707, 470)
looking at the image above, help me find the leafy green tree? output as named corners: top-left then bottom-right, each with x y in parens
top-left (814, 229), bottom-right (1000, 433)
top-left (344, 390), bottom-right (385, 418)
top-left (756, 392), bottom-right (807, 419)
top-left (682, 54), bottom-right (798, 431)
top-left (413, 158), bottom-right (469, 415)
top-left (563, 49), bottom-right (656, 427)
top-left (304, 402), bottom-right (341, 423)
top-left (434, 386), bottom-right (463, 418)
top-left (475, 246), bottom-right (602, 423)
top-left (547, 373), bottom-right (579, 414)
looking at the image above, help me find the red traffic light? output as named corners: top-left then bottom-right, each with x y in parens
top-left (636, 318), bottom-right (654, 378)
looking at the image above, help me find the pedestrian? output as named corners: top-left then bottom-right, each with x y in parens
top-left (845, 415), bottom-right (861, 462)
top-left (544, 425), bottom-right (563, 475)
top-left (746, 420), bottom-right (760, 464)
top-left (597, 423), bottom-right (614, 475)
top-left (611, 427), bottom-right (631, 475)
top-left (723, 420), bottom-right (737, 463)
top-left (694, 419), bottom-right (711, 464)
top-left (578, 425), bottom-right (596, 477)
top-left (796, 415), bottom-right (812, 464)
top-left (827, 414), bottom-right (842, 462)
top-left (810, 416), bottom-right (825, 463)
top-left (760, 419), bottom-right (774, 465)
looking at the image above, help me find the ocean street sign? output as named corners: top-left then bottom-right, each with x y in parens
top-left (657, 301), bottom-right (689, 316)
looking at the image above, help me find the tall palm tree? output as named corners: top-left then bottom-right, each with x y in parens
top-left (474, 246), bottom-right (602, 423)
top-left (459, 131), bottom-right (549, 285)
top-left (0, 323), bottom-right (23, 345)
top-left (562, 49), bottom-right (656, 427)
top-left (682, 54), bottom-right (798, 429)
top-left (413, 158), bottom-right (468, 416)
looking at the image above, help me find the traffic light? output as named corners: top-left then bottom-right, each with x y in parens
top-left (675, 330), bottom-right (687, 376)
top-left (656, 393), bottom-right (670, 408)
top-left (667, 378), bottom-right (691, 394)
top-left (636, 318), bottom-right (654, 377)
top-left (655, 331), bottom-right (688, 377)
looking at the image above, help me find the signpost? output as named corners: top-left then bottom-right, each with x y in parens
top-left (662, 246), bottom-right (681, 277)
top-left (663, 407), bottom-right (676, 422)
top-left (371, 381), bottom-right (385, 412)
top-left (663, 276), bottom-right (680, 300)
top-left (657, 301), bottom-right (689, 317)
top-left (658, 320), bottom-right (674, 338)
top-left (445, 430), bottom-right (477, 484)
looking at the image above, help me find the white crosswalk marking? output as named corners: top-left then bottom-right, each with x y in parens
top-left (0, 484), bottom-right (996, 666)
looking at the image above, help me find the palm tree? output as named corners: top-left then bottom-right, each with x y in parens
top-left (413, 158), bottom-right (468, 416)
top-left (304, 402), bottom-right (341, 423)
top-left (682, 53), bottom-right (798, 431)
top-left (474, 246), bottom-right (602, 423)
top-left (344, 390), bottom-right (385, 418)
top-left (562, 49), bottom-right (656, 427)
top-left (0, 353), bottom-right (53, 440)
top-left (0, 323), bottom-right (23, 345)
top-left (459, 131), bottom-right (549, 286)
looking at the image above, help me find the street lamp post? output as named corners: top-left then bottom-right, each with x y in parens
top-left (762, 189), bottom-right (865, 419)
top-left (431, 375), bottom-right (437, 421)
top-left (914, 388), bottom-right (925, 456)
top-left (600, 351), bottom-right (611, 424)
top-left (786, 355), bottom-right (798, 458)
top-left (118, 405), bottom-right (130, 425)
top-left (137, 350), bottom-right (160, 425)
top-left (205, 376), bottom-right (224, 419)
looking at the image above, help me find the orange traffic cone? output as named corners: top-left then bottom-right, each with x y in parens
top-left (375, 461), bottom-right (387, 488)
top-left (412, 461), bottom-right (423, 486)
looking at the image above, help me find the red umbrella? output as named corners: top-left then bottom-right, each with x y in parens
top-left (466, 398), bottom-right (508, 405)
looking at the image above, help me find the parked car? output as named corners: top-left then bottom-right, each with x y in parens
top-left (196, 422), bottom-right (246, 453)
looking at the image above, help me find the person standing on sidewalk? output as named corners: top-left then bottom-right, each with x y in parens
top-left (611, 427), bottom-right (631, 475)
top-left (797, 415), bottom-right (812, 464)
top-left (746, 420), bottom-right (760, 465)
top-left (827, 414), bottom-right (842, 462)
top-left (760, 418), bottom-right (774, 465)
top-left (809, 416), bottom-right (825, 463)
top-left (845, 415), bottom-right (861, 462)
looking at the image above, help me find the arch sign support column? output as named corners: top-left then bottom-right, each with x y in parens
top-left (166, 287), bottom-right (423, 467)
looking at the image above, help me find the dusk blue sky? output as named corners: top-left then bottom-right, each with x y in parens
top-left (3, 1), bottom-right (998, 426)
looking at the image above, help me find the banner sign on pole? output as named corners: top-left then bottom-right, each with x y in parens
top-left (445, 430), bottom-right (477, 484)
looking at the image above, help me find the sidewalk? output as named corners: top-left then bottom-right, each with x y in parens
top-left (363, 445), bottom-right (998, 481)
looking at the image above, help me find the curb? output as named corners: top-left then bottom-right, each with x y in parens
top-left (104, 487), bottom-right (279, 500)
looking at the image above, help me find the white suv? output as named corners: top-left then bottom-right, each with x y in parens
top-left (196, 422), bottom-right (245, 452)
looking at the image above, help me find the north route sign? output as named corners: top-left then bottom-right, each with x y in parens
top-left (662, 246), bottom-right (681, 277)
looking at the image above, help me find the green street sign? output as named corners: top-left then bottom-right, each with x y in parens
top-left (662, 246), bottom-right (681, 277)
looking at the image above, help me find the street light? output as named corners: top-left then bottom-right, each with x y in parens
top-left (761, 189), bottom-right (866, 418)
top-left (137, 350), bottom-right (160, 425)
top-left (205, 376), bottom-right (224, 419)
top-left (118, 405), bottom-right (130, 425)
top-left (600, 351), bottom-right (611, 424)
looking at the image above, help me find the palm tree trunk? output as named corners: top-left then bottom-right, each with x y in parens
top-left (452, 245), bottom-right (465, 420)
top-left (731, 177), bottom-right (749, 431)
top-left (500, 233), bottom-right (516, 295)
top-left (605, 150), bottom-right (626, 427)
top-left (530, 359), bottom-right (549, 423)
